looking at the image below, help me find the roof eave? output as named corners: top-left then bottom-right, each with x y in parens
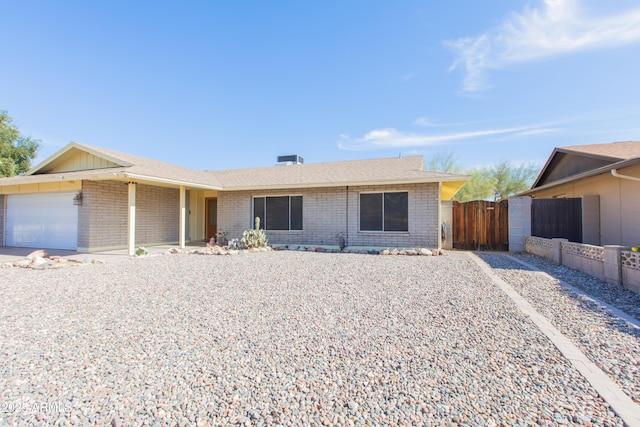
top-left (220, 176), bottom-right (470, 192)
top-left (119, 172), bottom-right (222, 190)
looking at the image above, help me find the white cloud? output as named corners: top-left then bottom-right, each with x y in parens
top-left (402, 72), bottom-right (416, 80)
top-left (445, 0), bottom-right (640, 93)
top-left (413, 117), bottom-right (434, 126)
top-left (338, 124), bottom-right (555, 151)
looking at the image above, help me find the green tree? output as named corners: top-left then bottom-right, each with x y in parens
top-left (453, 168), bottom-right (496, 202)
top-left (426, 151), bottom-right (462, 174)
top-left (491, 161), bottom-right (538, 200)
top-left (426, 151), bottom-right (540, 202)
top-left (0, 110), bottom-right (40, 177)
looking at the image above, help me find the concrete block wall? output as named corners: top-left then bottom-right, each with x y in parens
top-left (79, 180), bottom-right (181, 251)
top-left (508, 196), bottom-right (532, 252)
top-left (525, 236), bottom-right (640, 294)
top-left (217, 183), bottom-right (440, 248)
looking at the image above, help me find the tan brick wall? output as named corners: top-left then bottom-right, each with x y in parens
top-left (79, 181), bottom-right (181, 250)
top-left (218, 183), bottom-right (439, 248)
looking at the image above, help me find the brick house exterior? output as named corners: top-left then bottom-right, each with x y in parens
top-left (0, 142), bottom-right (468, 253)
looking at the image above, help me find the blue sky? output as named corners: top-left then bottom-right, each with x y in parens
top-left (2, 0), bottom-right (639, 172)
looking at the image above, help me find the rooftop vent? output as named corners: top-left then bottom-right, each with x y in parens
top-left (276, 154), bottom-right (304, 166)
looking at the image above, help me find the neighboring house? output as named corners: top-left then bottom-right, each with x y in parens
top-left (519, 141), bottom-right (640, 247)
top-left (0, 142), bottom-right (469, 254)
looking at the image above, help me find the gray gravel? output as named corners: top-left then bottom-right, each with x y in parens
top-left (0, 251), bottom-right (627, 426)
top-left (478, 252), bottom-right (640, 407)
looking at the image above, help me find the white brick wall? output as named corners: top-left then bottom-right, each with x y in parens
top-left (218, 183), bottom-right (440, 248)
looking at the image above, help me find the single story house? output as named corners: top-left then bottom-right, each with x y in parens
top-left (519, 141), bottom-right (640, 247)
top-left (0, 142), bottom-right (469, 255)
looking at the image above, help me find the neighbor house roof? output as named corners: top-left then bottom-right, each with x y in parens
top-left (558, 141), bottom-right (640, 161)
top-left (211, 156), bottom-right (469, 200)
top-left (520, 141), bottom-right (640, 196)
top-left (530, 141), bottom-right (640, 189)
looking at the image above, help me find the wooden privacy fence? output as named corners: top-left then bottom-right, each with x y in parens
top-left (452, 200), bottom-right (509, 251)
top-left (531, 198), bottom-right (582, 243)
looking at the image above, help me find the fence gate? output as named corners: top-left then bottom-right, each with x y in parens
top-left (452, 200), bottom-right (509, 251)
top-left (531, 198), bottom-right (582, 243)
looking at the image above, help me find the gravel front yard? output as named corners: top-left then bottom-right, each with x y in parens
top-left (0, 251), bottom-right (634, 426)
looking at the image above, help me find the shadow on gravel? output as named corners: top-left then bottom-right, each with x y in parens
top-left (476, 252), bottom-right (640, 340)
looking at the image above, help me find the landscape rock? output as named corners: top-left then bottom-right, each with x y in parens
top-left (26, 249), bottom-right (48, 259)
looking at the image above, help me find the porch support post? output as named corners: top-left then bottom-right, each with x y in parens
top-left (179, 185), bottom-right (186, 249)
top-left (127, 182), bottom-right (137, 256)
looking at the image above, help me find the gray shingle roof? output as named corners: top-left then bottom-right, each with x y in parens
top-left (212, 156), bottom-right (466, 190)
top-left (2, 143), bottom-right (468, 197)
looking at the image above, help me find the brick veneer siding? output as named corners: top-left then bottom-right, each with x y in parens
top-left (0, 195), bottom-right (4, 246)
top-left (79, 180), bottom-right (181, 250)
top-left (217, 183), bottom-right (440, 248)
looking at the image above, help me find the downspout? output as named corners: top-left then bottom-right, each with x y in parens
top-left (611, 169), bottom-right (640, 182)
top-left (610, 169), bottom-right (639, 245)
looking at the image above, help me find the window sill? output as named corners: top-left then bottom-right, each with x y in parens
top-left (264, 230), bottom-right (304, 235)
top-left (358, 231), bottom-right (410, 236)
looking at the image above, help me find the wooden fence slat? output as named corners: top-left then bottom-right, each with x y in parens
top-left (452, 200), bottom-right (509, 251)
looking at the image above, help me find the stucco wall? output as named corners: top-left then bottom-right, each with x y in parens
top-left (78, 180), bottom-right (181, 251)
top-left (528, 163), bottom-right (640, 247)
top-left (217, 183), bottom-right (440, 248)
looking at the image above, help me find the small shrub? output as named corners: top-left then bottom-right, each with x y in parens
top-left (135, 247), bottom-right (148, 256)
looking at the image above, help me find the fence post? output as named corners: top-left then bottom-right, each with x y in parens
top-left (552, 238), bottom-right (567, 264)
top-left (603, 245), bottom-right (625, 286)
top-left (508, 196), bottom-right (531, 252)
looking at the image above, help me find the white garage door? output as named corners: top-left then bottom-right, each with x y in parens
top-left (5, 193), bottom-right (78, 250)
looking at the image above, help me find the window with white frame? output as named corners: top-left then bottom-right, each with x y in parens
top-left (253, 196), bottom-right (303, 230)
top-left (359, 192), bottom-right (408, 232)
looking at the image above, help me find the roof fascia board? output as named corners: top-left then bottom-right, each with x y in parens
top-left (119, 172), bottom-right (222, 190)
top-left (531, 147), bottom-right (560, 188)
top-left (219, 177), bottom-right (470, 192)
top-left (0, 170), bottom-right (221, 190)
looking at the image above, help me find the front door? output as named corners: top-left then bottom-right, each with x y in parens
top-left (205, 198), bottom-right (217, 242)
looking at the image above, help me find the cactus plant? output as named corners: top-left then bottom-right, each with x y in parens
top-left (240, 217), bottom-right (268, 249)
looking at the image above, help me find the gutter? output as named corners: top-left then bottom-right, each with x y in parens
top-left (611, 169), bottom-right (640, 182)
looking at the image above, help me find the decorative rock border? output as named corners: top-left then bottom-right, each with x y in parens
top-left (1, 250), bottom-right (104, 269)
top-left (272, 244), bottom-right (442, 256)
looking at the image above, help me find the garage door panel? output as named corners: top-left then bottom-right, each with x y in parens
top-left (6, 193), bottom-right (78, 250)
